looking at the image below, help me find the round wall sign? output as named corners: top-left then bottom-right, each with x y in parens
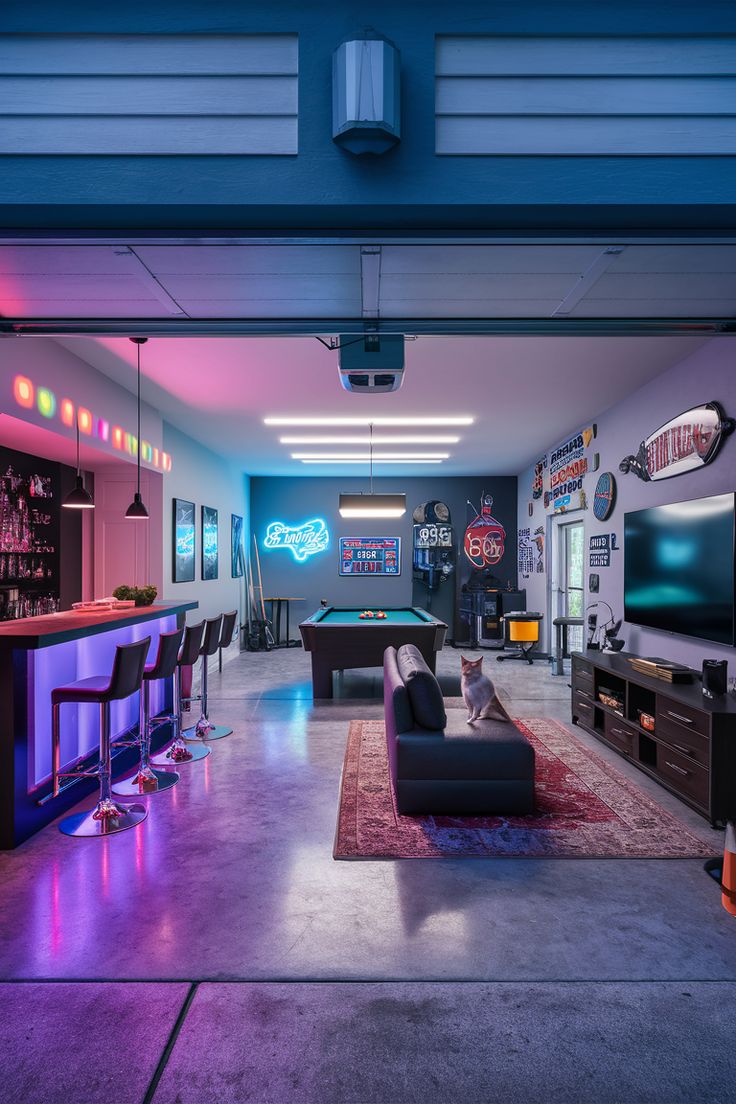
top-left (593, 472), bottom-right (616, 521)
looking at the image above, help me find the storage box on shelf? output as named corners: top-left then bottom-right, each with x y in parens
top-left (571, 650), bottom-right (736, 826)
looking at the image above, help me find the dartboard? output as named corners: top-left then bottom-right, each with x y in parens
top-left (593, 472), bottom-right (616, 521)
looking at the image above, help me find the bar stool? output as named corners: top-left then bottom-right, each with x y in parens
top-left (183, 613), bottom-right (234, 742)
top-left (53, 637), bottom-right (151, 838)
top-left (151, 622), bottom-right (211, 766)
top-left (218, 609), bottom-right (239, 672)
top-left (113, 627), bottom-right (184, 796)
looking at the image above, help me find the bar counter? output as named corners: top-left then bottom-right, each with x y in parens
top-left (0, 601), bottom-right (198, 848)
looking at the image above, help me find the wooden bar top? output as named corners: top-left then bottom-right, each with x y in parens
top-left (0, 601), bottom-right (198, 650)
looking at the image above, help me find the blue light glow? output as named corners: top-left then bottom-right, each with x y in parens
top-left (263, 518), bottom-right (330, 562)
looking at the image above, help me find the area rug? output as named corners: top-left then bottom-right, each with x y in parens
top-left (334, 718), bottom-right (713, 859)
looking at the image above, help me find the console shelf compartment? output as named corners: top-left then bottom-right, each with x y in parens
top-left (571, 650), bottom-right (736, 826)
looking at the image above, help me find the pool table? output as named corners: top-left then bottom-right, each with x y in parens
top-left (299, 606), bottom-right (447, 698)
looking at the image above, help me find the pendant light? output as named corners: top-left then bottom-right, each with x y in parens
top-left (125, 337), bottom-right (149, 520)
top-left (62, 417), bottom-right (95, 509)
top-left (338, 424), bottom-right (406, 518)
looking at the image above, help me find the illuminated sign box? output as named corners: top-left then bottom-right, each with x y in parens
top-left (339, 537), bottom-right (401, 576)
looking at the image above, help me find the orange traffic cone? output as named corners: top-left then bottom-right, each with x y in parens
top-left (722, 822), bottom-right (736, 917)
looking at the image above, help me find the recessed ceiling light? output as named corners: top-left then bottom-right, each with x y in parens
top-left (291, 452), bottom-right (449, 461)
top-left (264, 416), bottom-right (473, 427)
top-left (279, 435), bottom-right (460, 445)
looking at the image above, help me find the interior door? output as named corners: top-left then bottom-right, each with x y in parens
top-left (549, 517), bottom-right (585, 656)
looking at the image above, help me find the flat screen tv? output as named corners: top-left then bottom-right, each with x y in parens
top-left (624, 493), bottom-right (736, 647)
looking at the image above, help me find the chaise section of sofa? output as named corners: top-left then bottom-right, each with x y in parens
top-left (383, 644), bottom-right (535, 816)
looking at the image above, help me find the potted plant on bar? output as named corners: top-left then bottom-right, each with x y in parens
top-left (112, 584), bottom-right (158, 607)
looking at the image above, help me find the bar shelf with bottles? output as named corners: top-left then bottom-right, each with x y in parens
top-left (0, 450), bottom-right (60, 621)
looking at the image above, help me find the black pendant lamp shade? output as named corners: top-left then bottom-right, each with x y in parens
top-left (63, 420), bottom-right (94, 509)
top-left (125, 337), bottom-right (149, 520)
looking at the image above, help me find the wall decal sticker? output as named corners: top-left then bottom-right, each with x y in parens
top-left (589, 533), bottom-right (619, 568)
top-left (619, 401), bottom-right (734, 482)
top-left (544, 424), bottom-right (597, 513)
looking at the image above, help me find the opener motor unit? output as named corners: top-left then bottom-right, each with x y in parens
top-left (338, 335), bottom-right (405, 393)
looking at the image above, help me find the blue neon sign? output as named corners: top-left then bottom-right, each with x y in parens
top-left (263, 518), bottom-right (330, 562)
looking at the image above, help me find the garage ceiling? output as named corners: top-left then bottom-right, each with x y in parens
top-left (53, 332), bottom-right (712, 476)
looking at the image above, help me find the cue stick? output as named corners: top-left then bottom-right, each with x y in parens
top-left (252, 534), bottom-right (275, 649)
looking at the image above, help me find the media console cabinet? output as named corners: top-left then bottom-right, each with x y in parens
top-left (571, 650), bottom-right (736, 826)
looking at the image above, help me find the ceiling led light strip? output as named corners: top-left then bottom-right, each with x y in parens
top-left (291, 453), bottom-right (449, 461)
top-left (279, 436), bottom-right (460, 445)
top-left (264, 416), bottom-right (473, 427)
top-left (304, 459), bottom-right (442, 465)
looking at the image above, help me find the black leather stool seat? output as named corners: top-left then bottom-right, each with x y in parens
top-left (52, 675), bottom-right (114, 704)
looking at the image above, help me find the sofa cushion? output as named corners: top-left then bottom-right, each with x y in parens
top-left (383, 647), bottom-right (414, 736)
top-left (396, 644), bottom-right (447, 730)
top-left (396, 712), bottom-right (534, 781)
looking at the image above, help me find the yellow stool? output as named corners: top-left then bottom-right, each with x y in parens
top-left (497, 612), bottom-right (543, 665)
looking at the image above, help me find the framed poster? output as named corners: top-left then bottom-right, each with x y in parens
top-left (231, 514), bottom-right (244, 578)
top-left (173, 498), bottom-right (195, 583)
top-left (339, 537), bottom-right (401, 576)
top-left (202, 505), bottom-right (219, 581)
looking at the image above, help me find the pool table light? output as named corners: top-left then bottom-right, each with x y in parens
top-left (339, 492), bottom-right (407, 518)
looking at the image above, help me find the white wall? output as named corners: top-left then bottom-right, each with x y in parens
top-left (518, 337), bottom-right (736, 670)
top-left (162, 422), bottom-right (249, 625)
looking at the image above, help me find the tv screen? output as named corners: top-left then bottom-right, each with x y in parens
top-left (624, 493), bottom-right (736, 647)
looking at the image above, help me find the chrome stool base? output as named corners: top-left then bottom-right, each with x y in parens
top-left (59, 800), bottom-right (147, 838)
top-left (151, 739), bottom-right (211, 765)
top-left (112, 766), bottom-right (180, 796)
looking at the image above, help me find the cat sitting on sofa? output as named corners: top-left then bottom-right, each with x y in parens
top-left (461, 656), bottom-right (509, 724)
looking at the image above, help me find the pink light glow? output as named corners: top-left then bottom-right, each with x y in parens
top-left (60, 399), bottom-right (75, 427)
top-left (96, 417), bottom-right (110, 442)
top-left (13, 375), bottom-right (34, 409)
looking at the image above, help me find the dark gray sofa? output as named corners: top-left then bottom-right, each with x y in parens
top-left (384, 644), bottom-right (535, 816)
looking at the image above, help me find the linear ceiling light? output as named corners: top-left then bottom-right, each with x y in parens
top-left (339, 494), bottom-right (407, 518)
top-left (280, 435), bottom-right (460, 445)
top-left (264, 416), bottom-right (473, 427)
top-left (292, 452), bottom-right (449, 461)
top-left (306, 459), bottom-right (442, 465)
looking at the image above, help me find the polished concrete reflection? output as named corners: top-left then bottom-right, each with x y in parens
top-left (0, 646), bottom-right (733, 1101)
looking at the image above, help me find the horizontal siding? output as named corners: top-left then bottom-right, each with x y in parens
top-left (436, 36), bottom-right (736, 76)
top-left (0, 117), bottom-right (297, 155)
top-left (0, 34), bottom-right (297, 75)
top-left (437, 77), bottom-right (736, 116)
top-left (0, 77), bottom-right (297, 116)
top-left (436, 36), bottom-right (736, 155)
top-left (0, 35), bottom-right (298, 155)
top-left (437, 116), bottom-right (736, 156)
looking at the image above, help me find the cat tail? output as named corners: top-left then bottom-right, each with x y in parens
top-left (479, 695), bottom-right (510, 722)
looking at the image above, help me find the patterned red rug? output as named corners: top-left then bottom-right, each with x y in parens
top-left (334, 718), bottom-right (713, 859)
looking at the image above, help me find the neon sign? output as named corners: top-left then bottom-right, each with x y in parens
top-left (263, 518), bottom-right (329, 562)
top-left (12, 375), bottom-right (172, 472)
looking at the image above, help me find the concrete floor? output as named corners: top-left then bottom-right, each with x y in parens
top-left (0, 645), bottom-right (734, 1103)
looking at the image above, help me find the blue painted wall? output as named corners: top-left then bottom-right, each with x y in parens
top-left (250, 474), bottom-right (517, 633)
top-left (2, 1), bottom-right (736, 231)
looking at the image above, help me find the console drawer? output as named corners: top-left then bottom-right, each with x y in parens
top-left (603, 713), bottom-right (636, 755)
top-left (572, 660), bottom-right (594, 687)
top-left (573, 692), bottom-right (595, 724)
top-left (657, 747), bottom-right (709, 809)
top-left (656, 695), bottom-right (708, 739)
top-left (572, 682), bottom-right (593, 703)
top-left (655, 717), bottom-right (710, 769)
